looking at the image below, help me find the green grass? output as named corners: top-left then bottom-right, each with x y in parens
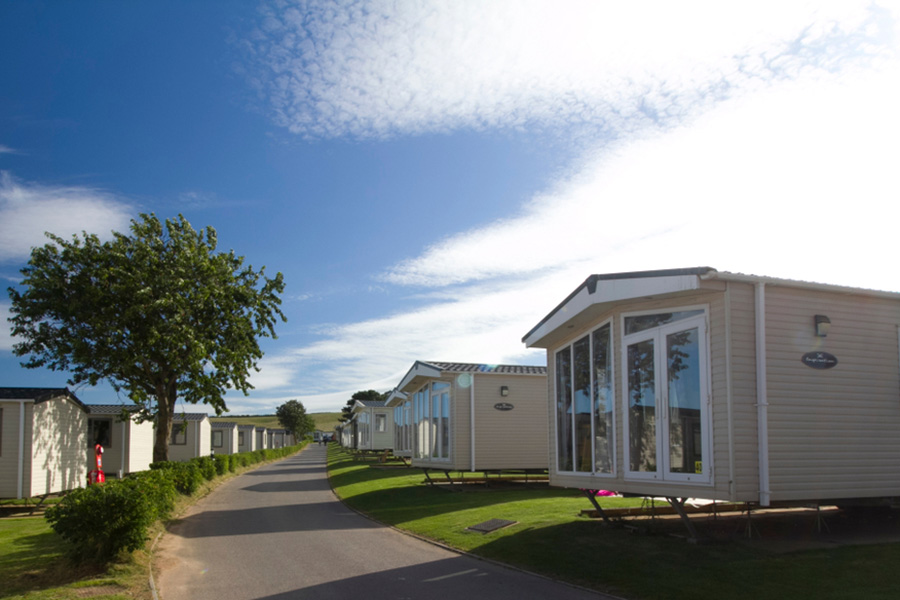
top-left (0, 517), bottom-right (139, 599)
top-left (327, 445), bottom-right (900, 600)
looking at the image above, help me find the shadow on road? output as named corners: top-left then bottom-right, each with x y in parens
top-left (248, 554), bottom-right (603, 600)
top-left (168, 501), bottom-right (380, 538)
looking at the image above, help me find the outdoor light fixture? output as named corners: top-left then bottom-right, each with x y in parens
top-left (814, 314), bottom-right (831, 337)
top-left (500, 386), bottom-right (509, 397)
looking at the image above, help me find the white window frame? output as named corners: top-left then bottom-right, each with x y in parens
top-left (621, 305), bottom-right (712, 484)
top-left (553, 319), bottom-right (616, 478)
top-left (212, 429), bottom-right (224, 448)
top-left (430, 381), bottom-right (452, 462)
top-left (375, 412), bottom-right (387, 433)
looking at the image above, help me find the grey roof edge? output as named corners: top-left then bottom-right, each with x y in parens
top-left (521, 267), bottom-right (716, 345)
top-left (0, 387), bottom-right (88, 412)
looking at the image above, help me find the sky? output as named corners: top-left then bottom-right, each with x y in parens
top-left (1, 1), bottom-right (898, 414)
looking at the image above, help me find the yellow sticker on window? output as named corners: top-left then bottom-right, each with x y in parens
top-left (694, 461), bottom-right (702, 474)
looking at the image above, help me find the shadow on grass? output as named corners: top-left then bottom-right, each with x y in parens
top-left (469, 516), bottom-right (900, 600)
top-left (0, 527), bottom-right (106, 598)
top-left (328, 447), bottom-right (585, 527)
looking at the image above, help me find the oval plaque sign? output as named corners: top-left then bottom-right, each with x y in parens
top-left (801, 352), bottom-right (838, 370)
top-left (493, 402), bottom-right (515, 411)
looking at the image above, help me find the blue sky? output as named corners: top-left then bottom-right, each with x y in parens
top-left (2, 1), bottom-right (898, 414)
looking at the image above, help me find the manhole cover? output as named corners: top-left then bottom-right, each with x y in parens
top-left (466, 518), bottom-right (517, 533)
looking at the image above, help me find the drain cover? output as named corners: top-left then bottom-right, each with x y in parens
top-left (466, 519), bottom-right (517, 533)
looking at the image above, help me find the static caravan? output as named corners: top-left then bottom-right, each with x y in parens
top-left (86, 405), bottom-right (154, 477)
top-left (267, 428), bottom-right (286, 449)
top-left (255, 426), bottom-right (267, 450)
top-left (238, 424), bottom-right (256, 452)
top-left (352, 399), bottom-right (393, 452)
top-left (0, 387), bottom-right (88, 499)
top-left (395, 362), bottom-right (549, 473)
top-left (523, 267), bottom-right (900, 510)
top-left (210, 421), bottom-right (238, 455)
top-left (167, 413), bottom-right (211, 462)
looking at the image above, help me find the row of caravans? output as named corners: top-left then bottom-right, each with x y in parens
top-left (0, 393), bottom-right (294, 499)
top-left (339, 268), bottom-right (900, 510)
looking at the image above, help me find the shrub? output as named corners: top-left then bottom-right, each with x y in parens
top-left (213, 454), bottom-right (228, 476)
top-left (125, 469), bottom-right (177, 520)
top-left (46, 478), bottom-right (159, 563)
top-left (151, 461), bottom-right (203, 495)
top-left (194, 456), bottom-right (216, 481)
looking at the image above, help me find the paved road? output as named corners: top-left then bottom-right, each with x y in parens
top-left (155, 444), bottom-right (613, 600)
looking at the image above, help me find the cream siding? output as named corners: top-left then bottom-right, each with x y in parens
top-left (0, 402), bottom-right (24, 498)
top-left (764, 286), bottom-right (900, 501)
top-left (407, 369), bottom-right (549, 472)
top-left (128, 419), bottom-right (155, 473)
top-left (30, 397), bottom-right (87, 496)
top-left (726, 282), bottom-right (761, 501)
top-left (470, 374), bottom-right (548, 470)
top-left (168, 417), bottom-right (211, 462)
top-left (238, 426), bottom-right (256, 452)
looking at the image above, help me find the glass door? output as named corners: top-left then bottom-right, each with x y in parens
top-left (624, 312), bottom-right (708, 483)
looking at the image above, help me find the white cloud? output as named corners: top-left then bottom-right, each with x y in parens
top-left (0, 145), bottom-right (16, 154)
top-left (383, 62), bottom-right (900, 291)
top-left (0, 303), bottom-right (14, 352)
top-left (242, 1), bottom-right (900, 411)
top-left (0, 172), bottom-right (134, 263)
top-left (250, 0), bottom-right (890, 140)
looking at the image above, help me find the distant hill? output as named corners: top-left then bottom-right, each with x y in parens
top-left (209, 412), bottom-right (342, 434)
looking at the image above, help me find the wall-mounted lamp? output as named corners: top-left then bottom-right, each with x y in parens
top-left (814, 314), bottom-right (831, 337)
top-left (500, 386), bottom-right (509, 397)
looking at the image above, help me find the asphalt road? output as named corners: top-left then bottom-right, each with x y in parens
top-left (155, 444), bottom-right (613, 600)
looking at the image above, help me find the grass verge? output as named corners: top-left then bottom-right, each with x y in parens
top-left (327, 444), bottom-right (900, 600)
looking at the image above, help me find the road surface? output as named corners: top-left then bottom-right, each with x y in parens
top-left (155, 444), bottom-right (613, 599)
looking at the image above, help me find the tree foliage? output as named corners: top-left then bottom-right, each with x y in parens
top-left (276, 399), bottom-right (315, 438)
top-left (7, 213), bottom-right (286, 461)
top-left (339, 389), bottom-right (388, 422)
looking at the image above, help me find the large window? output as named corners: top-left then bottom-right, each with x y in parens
top-left (555, 322), bottom-right (614, 474)
top-left (413, 381), bottom-right (451, 461)
top-left (623, 309), bottom-right (709, 483)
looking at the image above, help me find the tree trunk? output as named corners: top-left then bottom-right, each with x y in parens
top-left (153, 381), bottom-right (176, 463)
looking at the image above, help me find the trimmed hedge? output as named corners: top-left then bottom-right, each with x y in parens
top-left (46, 442), bottom-right (307, 564)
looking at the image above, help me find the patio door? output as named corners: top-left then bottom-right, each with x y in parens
top-left (624, 312), bottom-right (709, 483)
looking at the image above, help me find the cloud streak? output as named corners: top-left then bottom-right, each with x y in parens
top-left (249, 1), bottom-right (888, 141)
top-left (0, 172), bottom-right (134, 263)
top-left (231, 1), bottom-right (900, 412)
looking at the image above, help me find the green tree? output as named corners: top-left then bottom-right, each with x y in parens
top-left (275, 399), bottom-right (315, 439)
top-left (339, 389), bottom-right (388, 422)
top-left (7, 213), bottom-right (286, 462)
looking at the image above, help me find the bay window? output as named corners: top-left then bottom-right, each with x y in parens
top-left (555, 322), bottom-right (614, 475)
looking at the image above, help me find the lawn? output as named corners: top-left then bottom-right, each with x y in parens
top-left (327, 445), bottom-right (900, 600)
top-left (0, 517), bottom-right (141, 599)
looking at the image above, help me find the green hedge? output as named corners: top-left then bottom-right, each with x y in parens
top-left (45, 469), bottom-right (176, 563)
top-left (45, 441), bottom-right (307, 564)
